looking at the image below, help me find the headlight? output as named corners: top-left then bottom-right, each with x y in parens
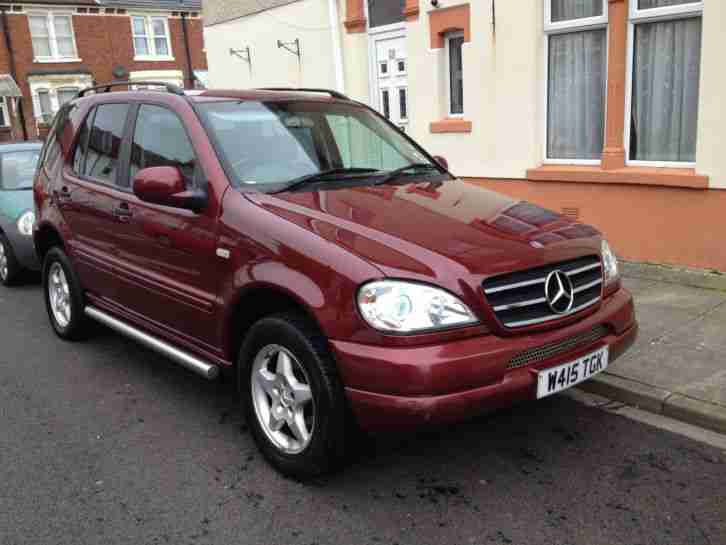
top-left (601, 239), bottom-right (619, 284)
top-left (357, 280), bottom-right (478, 333)
top-left (16, 210), bottom-right (35, 237)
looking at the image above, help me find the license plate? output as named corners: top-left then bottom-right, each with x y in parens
top-left (537, 346), bottom-right (609, 399)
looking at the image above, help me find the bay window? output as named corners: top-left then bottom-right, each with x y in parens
top-left (627, 0), bottom-right (703, 165)
top-left (131, 16), bottom-right (172, 59)
top-left (37, 90), bottom-right (53, 124)
top-left (28, 12), bottom-right (78, 62)
top-left (0, 98), bottom-right (9, 127)
top-left (57, 88), bottom-right (79, 106)
top-left (544, 1), bottom-right (608, 162)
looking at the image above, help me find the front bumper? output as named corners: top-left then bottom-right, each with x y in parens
top-left (5, 229), bottom-right (40, 271)
top-left (332, 288), bottom-right (637, 433)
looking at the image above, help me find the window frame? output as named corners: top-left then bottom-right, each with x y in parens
top-left (543, 0), bottom-right (609, 165)
top-left (131, 15), bottom-right (173, 61)
top-left (35, 88), bottom-right (54, 125)
top-left (27, 10), bottom-right (80, 63)
top-left (364, 0), bottom-right (406, 34)
top-left (76, 102), bottom-right (134, 190)
top-left (544, 0), bottom-right (608, 33)
top-left (0, 98), bottom-right (9, 127)
top-left (445, 31), bottom-right (465, 118)
top-left (624, 0), bottom-right (703, 167)
top-left (56, 87), bottom-right (79, 107)
top-left (127, 102), bottom-right (201, 191)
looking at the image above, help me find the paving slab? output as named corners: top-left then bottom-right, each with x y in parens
top-left (666, 303), bottom-right (726, 353)
top-left (575, 264), bottom-right (726, 436)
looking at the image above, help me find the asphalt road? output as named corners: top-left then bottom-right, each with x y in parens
top-left (1, 281), bottom-right (725, 545)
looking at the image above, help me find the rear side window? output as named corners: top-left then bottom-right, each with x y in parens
top-left (129, 105), bottom-right (197, 185)
top-left (81, 103), bottom-right (129, 184)
top-left (72, 108), bottom-right (93, 174)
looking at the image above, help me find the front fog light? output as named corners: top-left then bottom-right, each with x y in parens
top-left (16, 210), bottom-right (35, 237)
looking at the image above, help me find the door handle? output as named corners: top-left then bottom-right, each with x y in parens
top-left (113, 202), bottom-right (132, 223)
top-left (55, 186), bottom-right (72, 202)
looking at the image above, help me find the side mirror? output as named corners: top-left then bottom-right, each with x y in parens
top-left (132, 166), bottom-right (207, 211)
top-left (432, 155), bottom-right (449, 171)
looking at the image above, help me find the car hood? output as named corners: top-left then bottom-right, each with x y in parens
top-left (0, 190), bottom-right (34, 223)
top-left (245, 179), bottom-right (602, 286)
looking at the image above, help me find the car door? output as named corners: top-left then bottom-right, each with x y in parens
top-left (112, 102), bottom-right (221, 349)
top-left (59, 101), bottom-right (133, 300)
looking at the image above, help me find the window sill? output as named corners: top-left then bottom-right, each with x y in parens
top-left (430, 118), bottom-right (472, 134)
top-left (526, 165), bottom-right (709, 190)
top-left (34, 58), bottom-right (83, 64)
top-left (133, 56), bottom-right (175, 62)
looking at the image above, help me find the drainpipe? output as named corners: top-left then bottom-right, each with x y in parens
top-left (327, 0), bottom-right (345, 93)
top-left (180, 12), bottom-right (195, 89)
top-left (0, 7), bottom-right (28, 141)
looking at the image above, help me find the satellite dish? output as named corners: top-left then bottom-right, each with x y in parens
top-left (112, 65), bottom-right (129, 80)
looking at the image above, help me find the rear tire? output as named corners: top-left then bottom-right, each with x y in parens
top-left (239, 312), bottom-right (347, 479)
top-left (42, 247), bottom-right (91, 341)
top-left (0, 234), bottom-right (22, 286)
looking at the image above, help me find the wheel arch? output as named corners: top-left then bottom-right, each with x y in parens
top-left (224, 282), bottom-right (328, 364)
top-left (33, 221), bottom-right (65, 264)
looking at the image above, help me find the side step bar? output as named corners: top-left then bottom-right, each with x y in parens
top-left (84, 306), bottom-right (220, 380)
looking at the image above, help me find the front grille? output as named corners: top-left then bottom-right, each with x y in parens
top-left (482, 255), bottom-right (602, 328)
top-left (506, 324), bottom-right (610, 370)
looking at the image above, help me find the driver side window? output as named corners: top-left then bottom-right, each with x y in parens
top-left (129, 104), bottom-right (197, 188)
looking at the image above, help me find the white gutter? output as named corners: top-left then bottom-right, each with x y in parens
top-left (328, 0), bottom-right (346, 93)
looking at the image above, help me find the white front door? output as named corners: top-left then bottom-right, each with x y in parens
top-left (371, 33), bottom-right (408, 132)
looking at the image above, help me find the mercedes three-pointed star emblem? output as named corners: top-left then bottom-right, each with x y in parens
top-left (544, 270), bottom-right (575, 314)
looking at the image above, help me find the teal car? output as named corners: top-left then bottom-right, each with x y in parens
top-left (0, 142), bottom-right (42, 285)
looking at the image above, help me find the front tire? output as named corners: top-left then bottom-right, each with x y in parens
top-left (239, 312), bottom-right (347, 479)
top-left (0, 234), bottom-right (22, 286)
top-left (42, 247), bottom-right (91, 340)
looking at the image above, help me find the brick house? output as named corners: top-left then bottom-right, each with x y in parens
top-left (0, 0), bottom-right (207, 142)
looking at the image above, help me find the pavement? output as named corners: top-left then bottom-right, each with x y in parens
top-left (580, 261), bottom-right (726, 434)
top-left (1, 280), bottom-right (726, 545)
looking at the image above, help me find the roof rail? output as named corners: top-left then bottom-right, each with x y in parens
top-left (77, 81), bottom-right (185, 98)
top-left (257, 87), bottom-right (350, 100)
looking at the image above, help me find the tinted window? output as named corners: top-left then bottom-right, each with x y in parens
top-left (0, 150), bottom-right (41, 190)
top-left (72, 107), bottom-right (94, 175)
top-left (130, 105), bottom-right (196, 186)
top-left (85, 103), bottom-right (129, 183)
top-left (43, 104), bottom-right (73, 173)
top-left (368, 0), bottom-right (404, 28)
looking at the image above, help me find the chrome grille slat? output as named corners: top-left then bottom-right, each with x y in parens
top-left (503, 296), bottom-right (600, 327)
top-left (482, 255), bottom-right (603, 329)
top-left (574, 278), bottom-right (602, 294)
top-left (566, 262), bottom-right (602, 276)
top-left (493, 297), bottom-right (547, 312)
top-left (506, 324), bottom-right (610, 370)
top-left (484, 276), bottom-right (547, 295)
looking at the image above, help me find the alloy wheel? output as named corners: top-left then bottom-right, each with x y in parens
top-left (48, 262), bottom-right (72, 328)
top-left (251, 344), bottom-right (315, 454)
top-left (0, 241), bottom-right (7, 281)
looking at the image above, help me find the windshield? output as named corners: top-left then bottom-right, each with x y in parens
top-left (198, 100), bottom-right (437, 191)
top-left (0, 150), bottom-right (41, 190)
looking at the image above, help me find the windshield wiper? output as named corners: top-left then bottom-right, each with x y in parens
top-left (277, 167), bottom-right (382, 193)
top-left (374, 163), bottom-right (442, 186)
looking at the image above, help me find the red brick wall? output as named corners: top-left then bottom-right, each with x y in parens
top-left (0, 10), bottom-right (207, 140)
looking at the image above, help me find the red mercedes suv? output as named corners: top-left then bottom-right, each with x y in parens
top-left (34, 83), bottom-right (637, 478)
